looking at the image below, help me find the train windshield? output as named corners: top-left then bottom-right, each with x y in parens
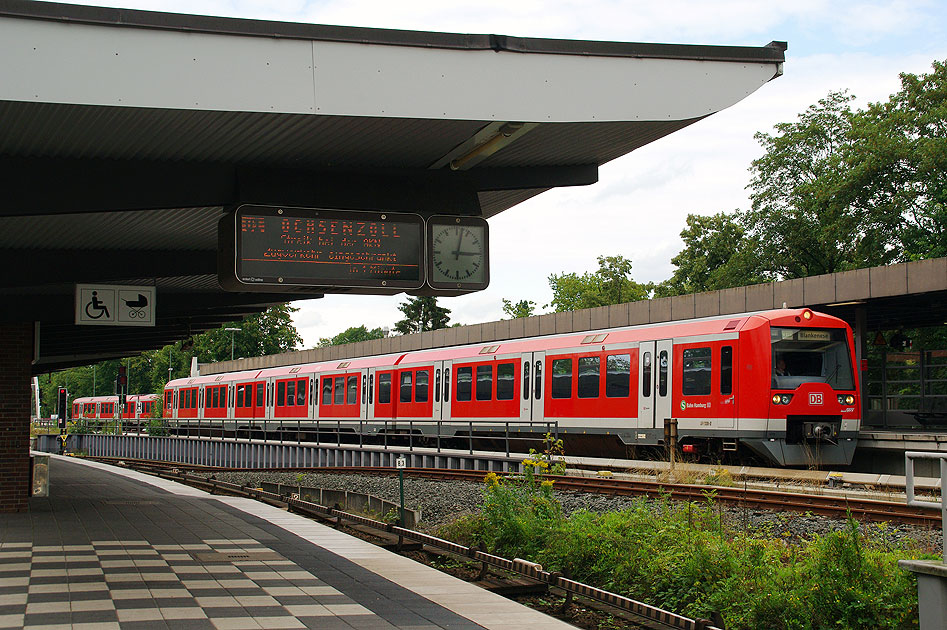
top-left (771, 327), bottom-right (854, 391)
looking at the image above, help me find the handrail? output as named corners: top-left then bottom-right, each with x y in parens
top-left (904, 451), bottom-right (947, 563)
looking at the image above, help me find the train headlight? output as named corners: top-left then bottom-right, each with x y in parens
top-left (802, 309), bottom-right (813, 320)
top-left (772, 394), bottom-right (781, 404)
top-left (781, 394), bottom-right (792, 405)
top-left (837, 394), bottom-right (855, 405)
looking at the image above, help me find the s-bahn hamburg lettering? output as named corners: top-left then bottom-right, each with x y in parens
top-left (159, 308), bottom-right (862, 468)
top-left (223, 205), bottom-right (424, 290)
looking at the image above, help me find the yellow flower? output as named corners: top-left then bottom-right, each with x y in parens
top-left (541, 480), bottom-right (554, 488)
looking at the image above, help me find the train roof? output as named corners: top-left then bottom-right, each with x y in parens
top-left (163, 308), bottom-right (851, 386)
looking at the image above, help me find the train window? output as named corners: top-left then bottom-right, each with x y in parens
top-left (416, 370), bottom-right (429, 403)
top-left (578, 357), bottom-right (600, 399)
top-left (287, 380), bottom-right (296, 406)
top-left (322, 378), bottom-right (333, 405)
top-left (435, 369), bottom-right (441, 403)
top-left (362, 376), bottom-right (367, 405)
top-left (297, 379), bottom-right (307, 406)
top-left (682, 347), bottom-right (712, 396)
top-left (400, 372), bottom-right (413, 403)
top-left (552, 358), bottom-right (572, 399)
top-left (658, 351), bottom-right (668, 397)
top-left (534, 361), bottom-right (542, 399)
top-left (721, 346), bottom-right (733, 395)
top-left (606, 354), bottom-right (631, 398)
top-left (277, 381), bottom-right (285, 406)
top-left (497, 363), bottom-right (515, 400)
top-left (476, 365), bottom-right (493, 401)
top-left (523, 362), bottom-right (530, 400)
top-left (444, 368), bottom-right (450, 402)
top-left (237, 385), bottom-right (246, 408)
top-left (642, 352), bottom-right (652, 397)
top-left (378, 373), bottom-right (390, 404)
top-left (212, 388), bottom-right (219, 409)
top-left (347, 375), bottom-right (358, 405)
top-left (334, 377), bottom-right (345, 405)
top-left (256, 383), bottom-right (263, 408)
top-left (456, 367), bottom-right (472, 401)
top-left (369, 374), bottom-right (374, 404)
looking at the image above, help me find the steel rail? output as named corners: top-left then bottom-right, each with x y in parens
top-left (85, 455), bottom-right (941, 526)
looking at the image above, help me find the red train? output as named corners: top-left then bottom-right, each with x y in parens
top-left (162, 308), bottom-right (860, 466)
top-left (71, 394), bottom-right (159, 421)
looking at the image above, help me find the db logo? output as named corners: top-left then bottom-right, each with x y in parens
top-left (809, 393), bottom-right (824, 405)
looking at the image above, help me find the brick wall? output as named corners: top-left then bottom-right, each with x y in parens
top-left (0, 323), bottom-right (33, 512)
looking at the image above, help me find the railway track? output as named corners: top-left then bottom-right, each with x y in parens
top-left (87, 456), bottom-right (941, 526)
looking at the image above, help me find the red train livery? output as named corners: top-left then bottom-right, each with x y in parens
top-left (162, 309), bottom-right (860, 466)
top-left (71, 394), bottom-right (159, 421)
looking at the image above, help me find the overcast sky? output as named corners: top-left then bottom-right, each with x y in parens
top-left (60, 0), bottom-right (947, 347)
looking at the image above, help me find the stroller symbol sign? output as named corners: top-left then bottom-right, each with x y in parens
top-left (76, 284), bottom-right (155, 327)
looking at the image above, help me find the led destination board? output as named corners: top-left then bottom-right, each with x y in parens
top-left (221, 205), bottom-right (424, 291)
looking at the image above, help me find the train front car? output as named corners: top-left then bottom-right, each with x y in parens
top-left (737, 309), bottom-right (860, 466)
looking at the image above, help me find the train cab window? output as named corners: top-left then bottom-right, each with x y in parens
top-left (400, 372), bottom-right (413, 403)
top-left (378, 373), bottom-right (391, 404)
top-left (456, 367), bottom-right (472, 401)
top-left (552, 358), bottom-right (572, 399)
top-left (323, 378), bottom-right (333, 405)
top-left (435, 370), bottom-right (441, 403)
top-left (658, 351), bottom-right (669, 397)
top-left (277, 381), bottom-right (286, 406)
top-left (642, 352), bottom-right (652, 397)
top-left (347, 375), bottom-right (358, 404)
top-left (721, 346), bottom-right (733, 395)
top-left (416, 370), bottom-right (429, 403)
top-left (578, 357), bottom-right (600, 398)
top-left (497, 363), bottom-right (515, 400)
top-left (476, 365), bottom-right (493, 401)
top-left (682, 347), bottom-right (712, 396)
top-left (334, 377), bottom-right (345, 404)
top-left (256, 383), bottom-right (264, 408)
top-left (606, 354), bottom-right (631, 398)
top-left (534, 361), bottom-right (542, 399)
top-left (287, 380), bottom-right (296, 406)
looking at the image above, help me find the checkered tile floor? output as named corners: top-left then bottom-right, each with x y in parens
top-left (0, 538), bottom-right (372, 629)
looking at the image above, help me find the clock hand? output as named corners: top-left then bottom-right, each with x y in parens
top-left (455, 230), bottom-right (463, 261)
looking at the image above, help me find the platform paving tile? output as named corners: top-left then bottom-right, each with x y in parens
top-left (2, 456), bottom-right (576, 630)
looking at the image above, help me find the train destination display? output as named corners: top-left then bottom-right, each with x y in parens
top-left (221, 205), bottom-right (424, 291)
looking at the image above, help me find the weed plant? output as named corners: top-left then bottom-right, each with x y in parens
top-left (439, 468), bottom-right (932, 629)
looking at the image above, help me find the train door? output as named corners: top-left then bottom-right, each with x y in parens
top-left (431, 360), bottom-right (451, 421)
top-left (638, 342), bottom-right (656, 428)
top-left (526, 351), bottom-right (545, 422)
top-left (719, 343), bottom-right (736, 428)
top-left (359, 370), bottom-right (369, 418)
top-left (653, 340), bottom-right (673, 431)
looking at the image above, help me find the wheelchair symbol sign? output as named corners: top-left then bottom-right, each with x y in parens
top-left (76, 284), bottom-right (155, 327)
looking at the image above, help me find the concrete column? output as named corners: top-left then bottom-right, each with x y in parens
top-left (0, 323), bottom-right (34, 512)
top-left (899, 561), bottom-right (947, 630)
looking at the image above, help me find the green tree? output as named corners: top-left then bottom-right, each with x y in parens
top-left (190, 304), bottom-right (301, 363)
top-left (842, 60), bottom-right (947, 260)
top-left (744, 90), bottom-right (903, 278)
top-left (394, 296), bottom-right (451, 334)
top-left (655, 212), bottom-right (763, 297)
top-left (546, 255), bottom-right (653, 312)
top-left (501, 299), bottom-right (536, 319)
top-left (318, 325), bottom-right (387, 347)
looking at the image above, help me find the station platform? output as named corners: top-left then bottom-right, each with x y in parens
top-left (0, 456), bottom-right (573, 630)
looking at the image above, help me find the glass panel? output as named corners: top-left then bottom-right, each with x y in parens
top-left (682, 347), bottom-right (712, 396)
top-left (606, 354), bottom-right (631, 398)
top-left (287, 380), bottom-right (296, 406)
top-left (721, 346), bottom-right (733, 395)
top-left (378, 373), bottom-right (391, 404)
top-left (322, 378), bottom-right (332, 405)
top-left (369, 374), bottom-right (374, 404)
top-left (335, 377), bottom-right (345, 404)
top-left (416, 370), bottom-right (429, 403)
top-left (435, 369), bottom-right (441, 403)
top-left (476, 365), bottom-right (493, 401)
top-left (297, 379), bottom-right (307, 406)
top-left (642, 352), bottom-right (652, 398)
top-left (277, 381), bottom-right (286, 406)
top-left (578, 356), bottom-right (600, 398)
top-left (400, 372), bottom-right (413, 403)
top-left (212, 388), bottom-right (219, 408)
top-left (523, 361), bottom-right (530, 400)
top-left (256, 383), bottom-right (263, 408)
top-left (534, 360), bottom-right (542, 399)
top-left (771, 327), bottom-right (854, 390)
top-left (497, 363), bottom-right (515, 400)
top-left (444, 368), bottom-right (450, 402)
top-left (347, 375), bottom-right (358, 404)
top-left (659, 351), bottom-right (668, 397)
top-left (552, 358), bottom-right (572, 399)
top-left (456, 367), bottom-right (472, 401)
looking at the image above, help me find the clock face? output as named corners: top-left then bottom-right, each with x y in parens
top-left (430, 224), bottom-right (486, 284)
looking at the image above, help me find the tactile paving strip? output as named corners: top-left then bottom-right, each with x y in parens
top-left (0, 538), bottom-right (373, 629)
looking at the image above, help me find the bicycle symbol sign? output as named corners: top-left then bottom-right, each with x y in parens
top-left (75, 284), bottom-right (156, 327)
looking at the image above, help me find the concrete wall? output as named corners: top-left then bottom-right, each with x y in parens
top-left (199, 257), bottom-right (947, 375)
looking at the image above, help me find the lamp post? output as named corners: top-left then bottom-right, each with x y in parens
top-left (224, 327), bottom-right (241, 361)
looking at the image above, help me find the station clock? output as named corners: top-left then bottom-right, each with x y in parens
top-left (426, 215), bottom-right (489, 292)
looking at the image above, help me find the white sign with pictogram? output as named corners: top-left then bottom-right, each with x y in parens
top-left (75, 284), bottom-right (155, 327)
